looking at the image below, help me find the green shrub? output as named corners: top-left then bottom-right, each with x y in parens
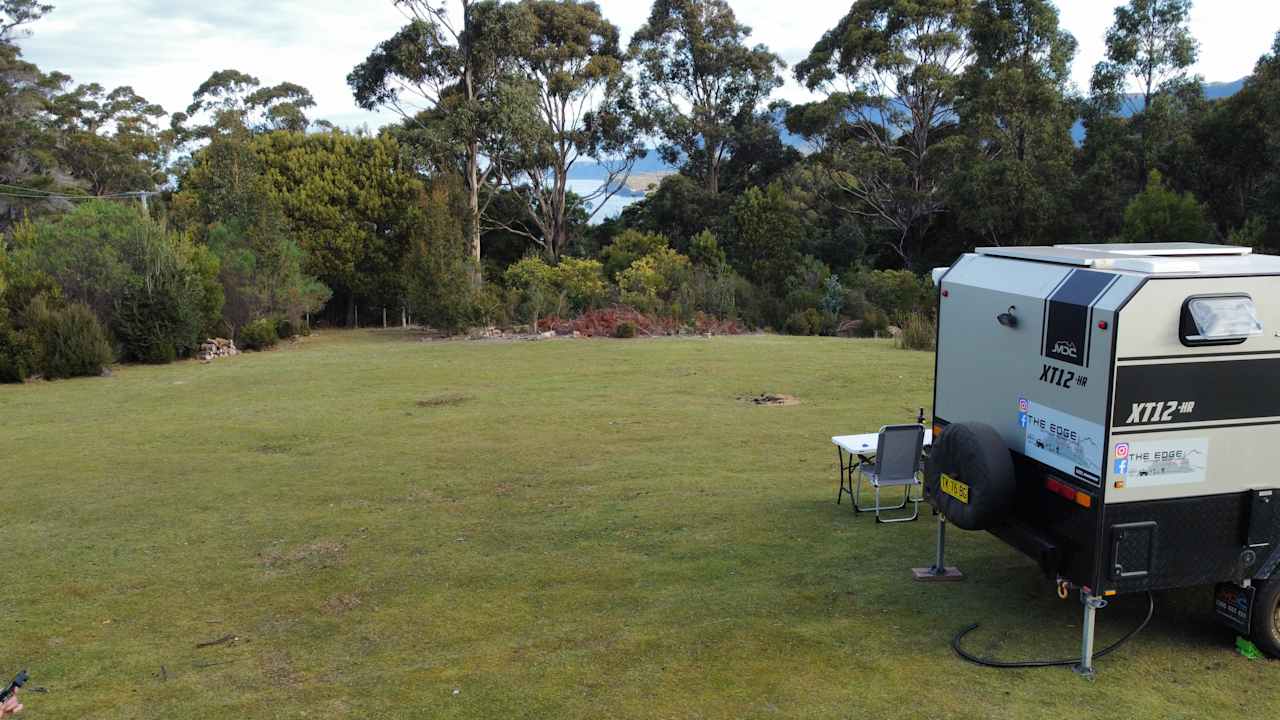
top-left (851, 269), bottom-right (934, 324)
top-left (618, 247), bottom-right (692, 313)
top-left (38, 302), bottom-right (113, 380)
top-left (601, 230), bottom-right (669, 280)
top-left (504, 256), bottom-right (559, 324)
top-left (554, 257), bottom-right (608, 313)
top-left (298, 319), bottom-right (312, 337)
top-left (0, 322), bottom-right (37, 383)
top-left (688, 230), bottom-right (726, 268)
top-left (820, 275), bottom-right (846, 315)
top-left (860, 308), bottom-right (891, 338)
top-left (683, 265), bottom-right (738, 319)
top-left (897, 313), bottom-right (937, 351)
top-left (614, 321), bottom-right (637, 339)
top-left (785, 308), bottom-right (822, 336)
top-left (239, 318), bottom-right (279, 351)
top-left (276, 318), bottom-right (296, 339)
top-left (472, 283), bottom-right (509, 329)
top-left (112, 274), bottom-right (204, 364)
top-left (26, 201), bottom-right (225, 357)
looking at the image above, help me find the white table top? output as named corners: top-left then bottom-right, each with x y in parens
top-left (832, 429), bottom-right (933, 455)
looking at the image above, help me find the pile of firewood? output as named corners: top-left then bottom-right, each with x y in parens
top-left (197, 338), bottom-right (239, 362)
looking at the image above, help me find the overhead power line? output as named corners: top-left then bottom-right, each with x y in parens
top-left (0, 185), bottom-right (159, 201)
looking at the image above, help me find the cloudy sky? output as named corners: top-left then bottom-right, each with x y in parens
top-left (17, 1), bottom-right (1280, 129)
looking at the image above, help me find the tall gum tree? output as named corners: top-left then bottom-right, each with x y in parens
top-left (789, 0), bottom-right (973, 268)
top-left (497, 0), bottom-right (645, 260)
top-left (350, 0), bottom-right (531, 279)
top-left (628, 0), bottom-right (783, 195)
top-left (1090, 0), bottom-right (1198, 115)
top-left (952, 0), bottom-right (1078, 248)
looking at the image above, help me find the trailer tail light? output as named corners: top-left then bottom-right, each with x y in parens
top-left (1046, 477), bottom-right (1093, 508)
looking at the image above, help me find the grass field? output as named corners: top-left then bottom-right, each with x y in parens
top-left (0, 331), bottom-right (1274, 718)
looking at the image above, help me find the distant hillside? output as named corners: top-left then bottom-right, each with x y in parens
top-left (1071, 77), bottom-right (1246, 142)
top-left (569, 111), bottom-right (808, 185)
top-left (570, 78), bottom-right (1249, 183)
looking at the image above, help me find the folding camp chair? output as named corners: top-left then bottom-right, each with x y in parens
top-left (853, 424), bottom-right (925, 523)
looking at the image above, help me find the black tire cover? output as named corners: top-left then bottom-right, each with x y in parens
top-left (924, 422), bottom-right (1016, 531)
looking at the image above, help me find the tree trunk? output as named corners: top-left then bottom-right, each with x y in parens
top-left (708, 147), bottom-right (721, 195)
top-left (466, 143), bottom-right (483, 285)
top-left (346, 293), bottom-right (357, 328)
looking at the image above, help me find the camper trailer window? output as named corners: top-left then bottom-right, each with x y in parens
top-left (1180, 295), bottom-right (1263, 346)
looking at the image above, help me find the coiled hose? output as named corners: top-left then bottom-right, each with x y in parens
top-left (952, 591), bottom-right (1155, 668)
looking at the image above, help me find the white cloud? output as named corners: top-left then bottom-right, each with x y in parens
top-left (17, 0), bottom-right (1280, 129)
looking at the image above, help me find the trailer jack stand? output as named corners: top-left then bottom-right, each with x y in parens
top-left (1073, 591), bottom-right (1109, 680)
top-left (913, 515), bottom-right (964, 581)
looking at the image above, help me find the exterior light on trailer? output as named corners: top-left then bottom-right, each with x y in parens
top-left (942, 289), bottom-right (949, 298)
top-left (1045, 477), bottom-right (1093, 508)
top-left (1097, 320), bottom-right (1109, 330)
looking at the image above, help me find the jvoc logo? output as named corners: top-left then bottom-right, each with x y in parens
top-left (1051, 340), bottom-right (1079, 359)
top-left (1126, 401), bottom-right (1197, 425)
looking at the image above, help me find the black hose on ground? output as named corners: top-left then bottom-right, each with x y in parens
top-left (952, 591), bottom-right (1155, 669)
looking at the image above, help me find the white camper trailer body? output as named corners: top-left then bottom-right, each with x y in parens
top-left (930, 243), bottom-right (1280, 664)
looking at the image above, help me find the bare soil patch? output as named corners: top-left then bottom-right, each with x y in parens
top-left (416, 393), bottom-right (471, 408)
top-left (739, 393), bottom-right (801, 407)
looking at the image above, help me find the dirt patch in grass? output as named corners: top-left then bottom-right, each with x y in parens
top-left (258, 648), bottom-right (302, 688)
top-left (323, 592), bottom-right (362, 615)
top-left (416, 393), bottom-right (471, 408)
top-left (260, 540), bottom-right (346, 571)
top-left (739, 393), bottom-right (801, 406)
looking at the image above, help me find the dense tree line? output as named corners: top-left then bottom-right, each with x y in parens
top-left (4, 0), bottom-right (1280, 380)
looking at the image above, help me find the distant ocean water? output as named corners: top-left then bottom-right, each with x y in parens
top-left (566, 179), bottom-right (642, 223)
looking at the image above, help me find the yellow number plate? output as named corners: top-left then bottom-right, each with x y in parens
top-left (940, 474), bottom-right (969, 504)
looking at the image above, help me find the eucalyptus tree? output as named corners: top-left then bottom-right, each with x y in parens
top-left (628, 0), bottom-right (783, 195)
top-left (0, 0), bottom-right (51, 44)
top-left (790, 0), bottom-right (973, 268)
top-left (171, 70), bottom-right (316, 143)
top-left (951, 0), bottom-right (1078, 247)
top-left (350, 0), bottom-right (533, 276)
top-left (1090, 0), bottom-right (1198, 115)
top-left (498, 0), bottom-right (645, 260)
top-left (47, 83), bottom-right (167, 195)
top-left (0, 2), bottom-right (71, 226)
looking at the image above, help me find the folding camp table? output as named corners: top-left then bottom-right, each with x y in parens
top-left (833, 430), bottom-right (933, 508)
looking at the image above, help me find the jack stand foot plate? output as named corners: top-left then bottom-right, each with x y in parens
top-left (1072, 664), bottom-right (1096, 681)
top-left (911, 566), bottom-right (964, 582)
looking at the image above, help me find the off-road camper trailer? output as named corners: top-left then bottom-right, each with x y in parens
top-left (926, 243), bottom-right (1280, 673)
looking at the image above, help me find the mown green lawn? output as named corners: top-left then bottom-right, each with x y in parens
top-left (0, 331), bottom-right (1273, 718)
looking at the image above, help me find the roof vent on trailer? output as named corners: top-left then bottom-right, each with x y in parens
top-left (1055, 243), bottom-right (1252, 258)
top-left (975, 243), bottom-right (1251, 273)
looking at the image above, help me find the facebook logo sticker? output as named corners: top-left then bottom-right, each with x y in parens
top-left (1114, 458), bottom-right (1129, 476)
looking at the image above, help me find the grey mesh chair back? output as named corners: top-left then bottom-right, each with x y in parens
top-left (873, 424), bottom-right (925, 486)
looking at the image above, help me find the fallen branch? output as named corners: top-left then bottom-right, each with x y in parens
top-left (196, 634), bottom-right (238, 649)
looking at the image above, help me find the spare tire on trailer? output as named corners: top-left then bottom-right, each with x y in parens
top-left (924, 422), bottom-right (1016, 531)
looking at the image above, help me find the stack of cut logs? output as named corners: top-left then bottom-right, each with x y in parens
top-left (197, 338), bottom-right (239, 362)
